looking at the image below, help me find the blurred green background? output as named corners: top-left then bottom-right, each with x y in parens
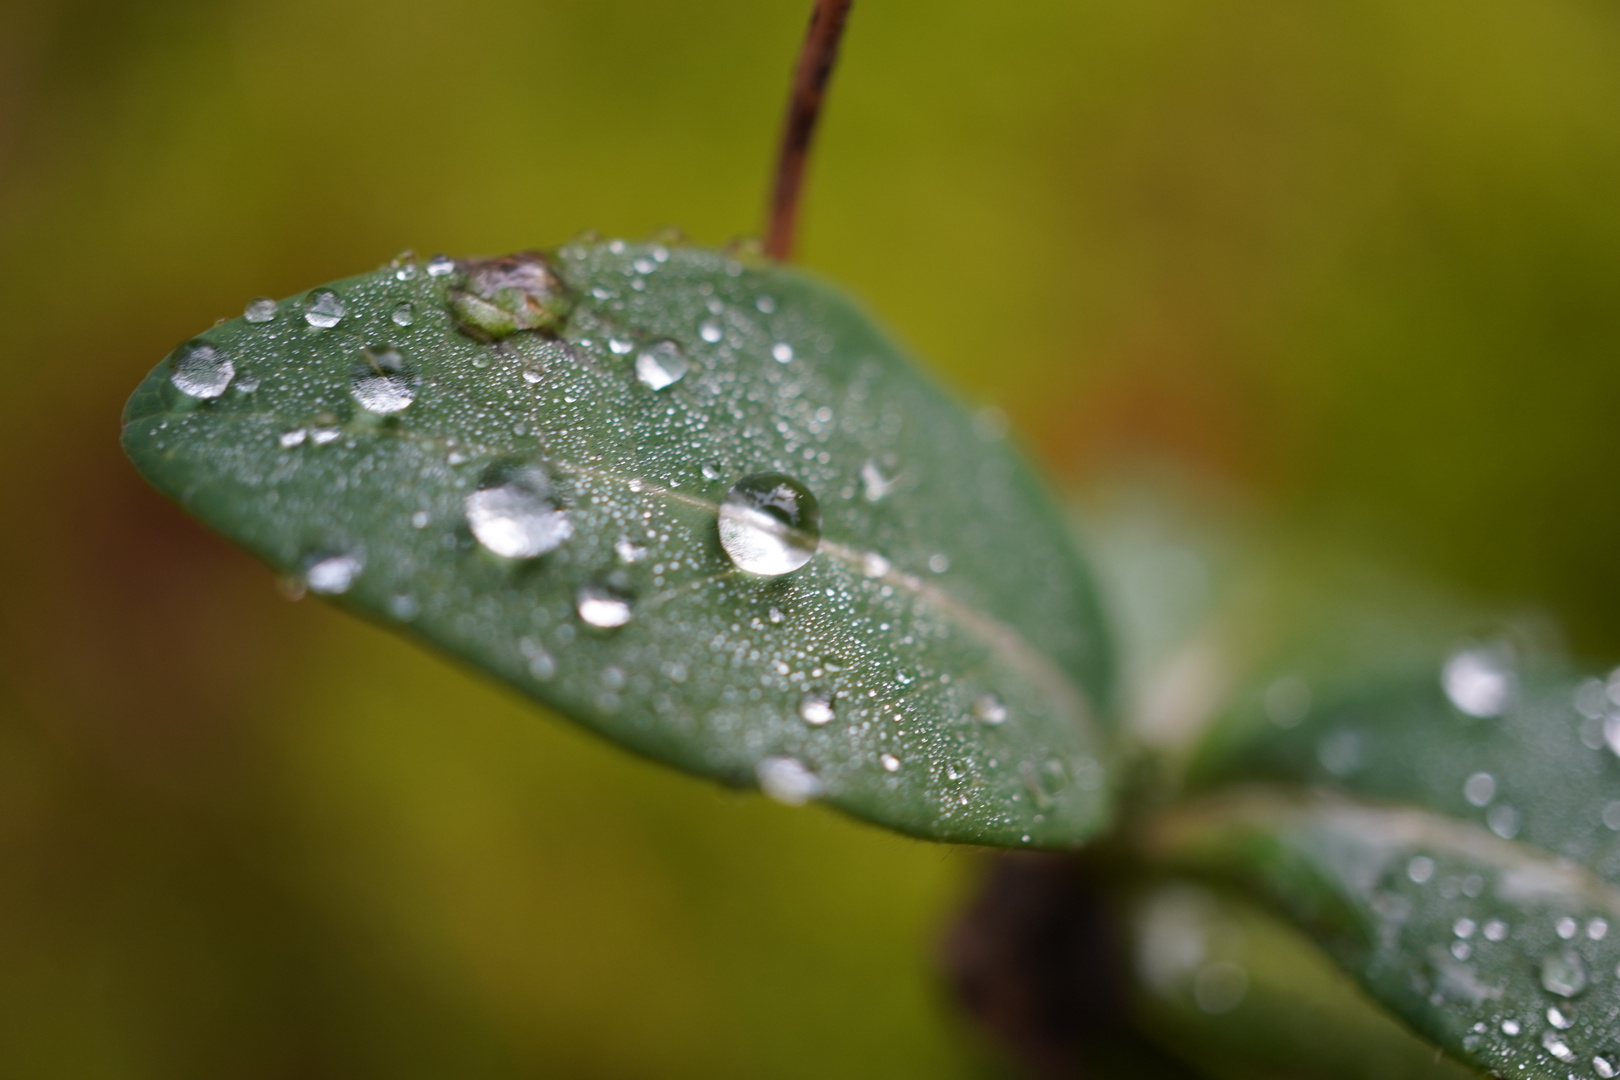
top-left (3, 0), bottom-right (1620, 1075)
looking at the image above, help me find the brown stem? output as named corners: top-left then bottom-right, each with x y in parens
top-left (764, 0), bottom-right (854, 261)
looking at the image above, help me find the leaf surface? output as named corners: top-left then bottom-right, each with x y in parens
top-left (122, 242), bottom-right (1115, 847)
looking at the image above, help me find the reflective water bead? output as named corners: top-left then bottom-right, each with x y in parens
top-left (279, 429), bottom-right (307, 448)
top-left (799, 691), bottom-right (834, 726)
top-left (614, 537), bottom-right (648, 564)
top-left (1407, 856), bottom-right (1435, 884)
top-left (465, 464), bottom-right (573, 559)
top-left (1544, 1032), bottom-right (1576, 1063)
top-left (1598, 1057), bottom-right (1618, 1079)
top-left (1487, 803), bottom-right (1520, 839)
top-left (880, 753), bottom-right (901, 772)
top-left (1541, 949), bottom-right (1589, 997)
top-left (390, 302), bottom-right (415, 327)
top-left (306, 553), bottom-right (362, 595)
top-left (1591, 919), bottom-right (1609, 940)
top-left (1441, 645), bottom-right (1515, 717)
top-left (1548, 1005), bottom-right (1574, 1029)
top-left (635, 341), bottom-right (688, 390)
top-left (426, 254), bottom-right (455, 277)
top-left (757, 756), bottom-right (822, 805)
top-left (350, 347), bottom-right (417, 414)
top-left (755, 295), bottom-right (776, 314)
top-left (302, 288), bottom-right (345, 328)
top-left (243, 296), bottom-right (276, 323)
top-left (1453, 918), bottom-right (1476, 939)
top-left (771, 342), bottom-right (793, 363)
top-left (1464, 772), bottom-right (1496, 807)
top-left (1501, 1019), bottom-right (1521, 1036)
top-left (928, 553), bottom-right (950, 574)
top-left (576, 584), bottom-right (632, 628)
top-left (168, 340), bottom-right (234, 399)
top-left (718, 472), bottom-right (822, 576)
top-left (699, 319), bottom-right (723, 343)
top-left (862, 553), bottom-right (891, 578)
top-left (609, 338), bottom-right (634, 355)
top-left (1558, 917), bottom-right (1579, 940)
top-left (974, 693), bottom-right (1008, 725)
top-left (1484, 919), bottom-right (1509, 941)
top-left (860, 459), bottom-right (897, 502)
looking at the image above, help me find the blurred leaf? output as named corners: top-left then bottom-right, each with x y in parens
top-left (121, 241), bottom-right (1115, 848)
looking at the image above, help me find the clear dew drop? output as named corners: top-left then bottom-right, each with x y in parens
top-left (771, 342), bottom-right (794, 363)
top-left (1558, 917), bottom-right (1579, 940)
top-left (1464, 772), bottom-right (1496, 807)
top-left (426, 254), bottom-right (455, 277)
top-left (1454, 918), bottom-right (1477, 939)
top-left (388, 594), bottom-right (420, 620)
top-left (350, 347), bottom-right (417, 414)
top-left (1541, 948), bottom-right (1589, 998)
top-left (757, 756), bottom-right (822, 805)
top-left (1487, 803), bottom-right (1521, 839)
top-left (1549, 1005), bottom-right (1575, 1029)
top-left (718, 472), bottom-right (822, 576)
top-left (860, 459), bottom-right (898, 502)
top-left (880, 753), bottom-right (901, 773)
top-left (576, 584), bottom-right (633, 629)
top-left (614, 537), bottom-right (648, 564)
top-left (302, 288), bottom-right (346, 328)
top-left (974, 693), bottom-right (1009, 725)
top-left (1544, 1031), bottom-right (1576, 1063)
top-left (799, 691), bottom-right (834, 726)
top-left (609, 337), bottom-right (634, 355)
top-left (305, 553), bottom-right (362, 595)
top-left (1442, 645), bottom-right (1516, 717)
top-left (1591, 918), bottom-right (1609, 940)
top-left (1502, 1019), bottom-right (1521, 1036)
top-left (699, 319), bottom-right (723, 343)
top-left (243, 296), bottom-right (276, 323)
top-left (701, 461), bottom-right (724, 481)
top-left (635, 341), bottom-right (688, 390)
top-left (928, 553), bottom-right (950, 574)
top-left (390, 302), bottom-right (415, 327)
top-left (465, 464), bottom-right (573, 559)
top-left (168, 340), bottom-right (234, 399)
top-left (519, 637), bottom-right (556, 680)
top-left (1407, 855), bottom-right (1436, 884)
top-left (1484, 919), bottom-right (1509, 941)
top-left (1597, 1056), bottom-right (1617, 1078)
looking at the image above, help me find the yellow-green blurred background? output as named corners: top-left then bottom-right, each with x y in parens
top-left (3, 0), bottom-right (1620, 1075)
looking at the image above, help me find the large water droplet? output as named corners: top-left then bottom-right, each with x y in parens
top-left (390, 302), bottom-right (415, 327)
top-left (771, 342), bottom-right (794, 363)
top-left (168, 340), bottom-right (234, 399)
top-left (576, 584), bottom-right (632, 628)
top-left (303, 288), bottom-right (346, 328)
top-left (1596, 1056), bottom-right (1617, 1078)
top-left (306, 553), bottom-right (362, 595)
top-left (1544, 1031), bottom-right (1577, 1063)
top-left (757, 756), bottom-right (822, 805)
top-left (718, 472), bottom-right (821, 576)
top-left (1542, 949), bottom-right (1589, 997)
top-left (465, 463), bottom-right (572, 559)
top-left (1442, 645), bottom-right (1516, 717)
top-left (243, 296), bottom-right (276, 323)
top-left (799, 691), bottom-right (834, 726)
top-left (350, 347), bottom-right (417, 414)
top-left (635, 341), bottom-right (688, 390)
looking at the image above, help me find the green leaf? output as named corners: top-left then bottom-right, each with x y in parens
top-left (1155, 645), bottom-right (1620, 1080)
top-left (121, 242), bottom-right (1115, 848)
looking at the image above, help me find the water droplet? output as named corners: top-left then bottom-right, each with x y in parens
top-left (608, 337), bottom-right (634, 355)
top-left (576, 584), bottom-right (632, 628)
top-left (771, 342), bottom-right (793, 363)
top-left (1576, 678), bottom-right (1609, 719)
top-left (1558, 917), bottom-right (1579, 940)
top-left (1454, 918), bottom-right (1477, 939)
top-left (310, 427), bottom-right (341, 445)
top-left (519, 637), bottom-right (555, 680)
top-left (1591, 919), bottom-right (1609, 940)
top-left (350, 347), bottom-right (417, 414)
top-left (880, 753), bottom-right (901, 772)
top-left (1542, 949), bottom-right (1589, 998)
top-left (1487, 803), bottom-right (1521, 839)
top-left (1544, 1031), bottom-right (1577, 1063)
top-left (390, 302), bottom-right (415, 327)
top-left (168, 340), bottom-right (234, 399)
top-left (388, 594), bottom-right (420, 620)
top-left (1264, 675), bottom-right (1311, 728)
top-left (928, 553), bottom-right (950, 574)
top-left (755, 295), bottom-right (776, 314)
top-left (410, 510), bottom-right (430, 529)
top-left (426, 254), bottom-right (455, 277)
top-left (635, 341), bottom-right (688, 390)
top-left (279, 429), bottom-right (307, 448)
top-left (699, 319), bottom-right (723, 343)
top-left (1502, 1018), bottom-right (1521, 1036)
top-left (305, 553), bottom-right (362, 595)
top-left (465, 463), bottom-right (573, 559)
top-left (1407, 856), bottom-right (1435, 884)
top-left (1464, 772), bottom-right (1496, 807)
top-left (1442, 645), bottom-right (1516, 717)
top-left (974, 693), bottom-right (1008, 725)
top-left (1317, 729), bottom-right (1361, 776)
top-left (244, 296), bottom-right (276, 323)
top-left (757, 756), bottom-right (822, 805)
top-left (302, 288), bottom-right (346, 328)
top-left (701, 461), bottom-right (724, 481)
top-left (1597, 1056), bottom-right (1617, 1078)
top-left (860, 459), bottom-right (898, 502)
top-left (1193, 961), bottom-right (1248, 1014)
top-left (1484, 919), bottom-right (1509, 941)
top-left (1548, 1005), bottom-right (1575, 1029)
top-left (799, 692), bottom-right (834, 726)
top-left (718, 472), bottom-right (821, 576)
top-left (861, 552), bottom-right (891, 578)
top-left (614, 537), bottom-right (648, 563)
top-left (1450, 940), bottom-right (1471, 961)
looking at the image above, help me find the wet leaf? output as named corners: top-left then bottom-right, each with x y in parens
top-left (122, 242), bottom-right (1115, 847)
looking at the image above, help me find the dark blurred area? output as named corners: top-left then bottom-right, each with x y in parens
top-left (2, 0), bottom-right (1619, 1075)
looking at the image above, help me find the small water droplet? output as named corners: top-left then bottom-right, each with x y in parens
top-left (310, 427), bottom-right (341, 445)
top-left (859, 459), bottom-right (898, 502)
top-left (1544, 1031), bottom-right (1577, 1063)
top-left (1484, 919), bottom-right (1509, 941)
top-left (1464, 772), bottom-right (1496, 807)
top-left (1558, 917), bottom-right (1580, 940)
top-left (1487, 803), bottom-right (1521, 839)
top-left (1407, 856), bottom-right (1435, 884)
top-left (1548, 1005), bottom-right (1575, 1029)
top-left (1542, 949), bottom-right (1589, 997)
top-left (350, 347), bottom-right (417, 414)
top-left (1264, 675), bottom-right (1311, 728)
top-left (388, 594), bottom-right (420, 620)
top-left (302, 288), bottom-right (346, 328)
top-left (974, 693), bottom-right (1008, 725)
top-left (1591, 918), bottom-right (1609, 940)
top-left (612, 537), bottom-right (647, 564)
top-left (395, 262), bottom-right (418, 281)
top-left (1442, 645), bottom-right (1516, 717)
top-left (799, 692), bottom-right (834, 726)
top-left (928, 553), bottom-right (950, 574)
top-left (390, 302), bottom-right (415, 327)
top-left (1597, 1056), bottom-right (1617, 1078)
top-left (1451, 940), bottom-right (1471, 960)
top-left (1454, 918), bottom-right (1477, 939)
top-left (576, 584), bottom-right (632, 628)
top-left (279, 429), bottom-right (307, 448)
top-left (755, 295), bottom-right (776, 314)
top-left (410, 510), bottom-right (430, 529)
top-left (757, 756), bottom-right (822, 805)
top-left (244, 296), bottom-right (276, 323)
top-left (635, 341), bottom-right (688, 390)
top-left (168, 340), bottom-right (234, 399)
top-left (861, 552), bottom-right (890, 578)
top-left (718, 472), bottom-right (822, 576)
top-left (306, 553), bottom-right (362, 595)
top-left (880, 752), bottom-right (901, 772)
top-left (1501, 1018), bottom-right (1521, 1036)
top-left (465, 463), bottom-right (573, 559)
top-left (698, 319), bottom-right (723, 343)
top-left (771, 342), bottom-right (793, 363)
top-left (1576, 678), bottom-right (1609, 719)
top-left (426, 254), bottom-right (455, 277)
top-left (519, 637), bottom-right (556, 680)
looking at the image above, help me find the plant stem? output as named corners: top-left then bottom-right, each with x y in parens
top-left (764, 0), bottom-right (854, 261)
